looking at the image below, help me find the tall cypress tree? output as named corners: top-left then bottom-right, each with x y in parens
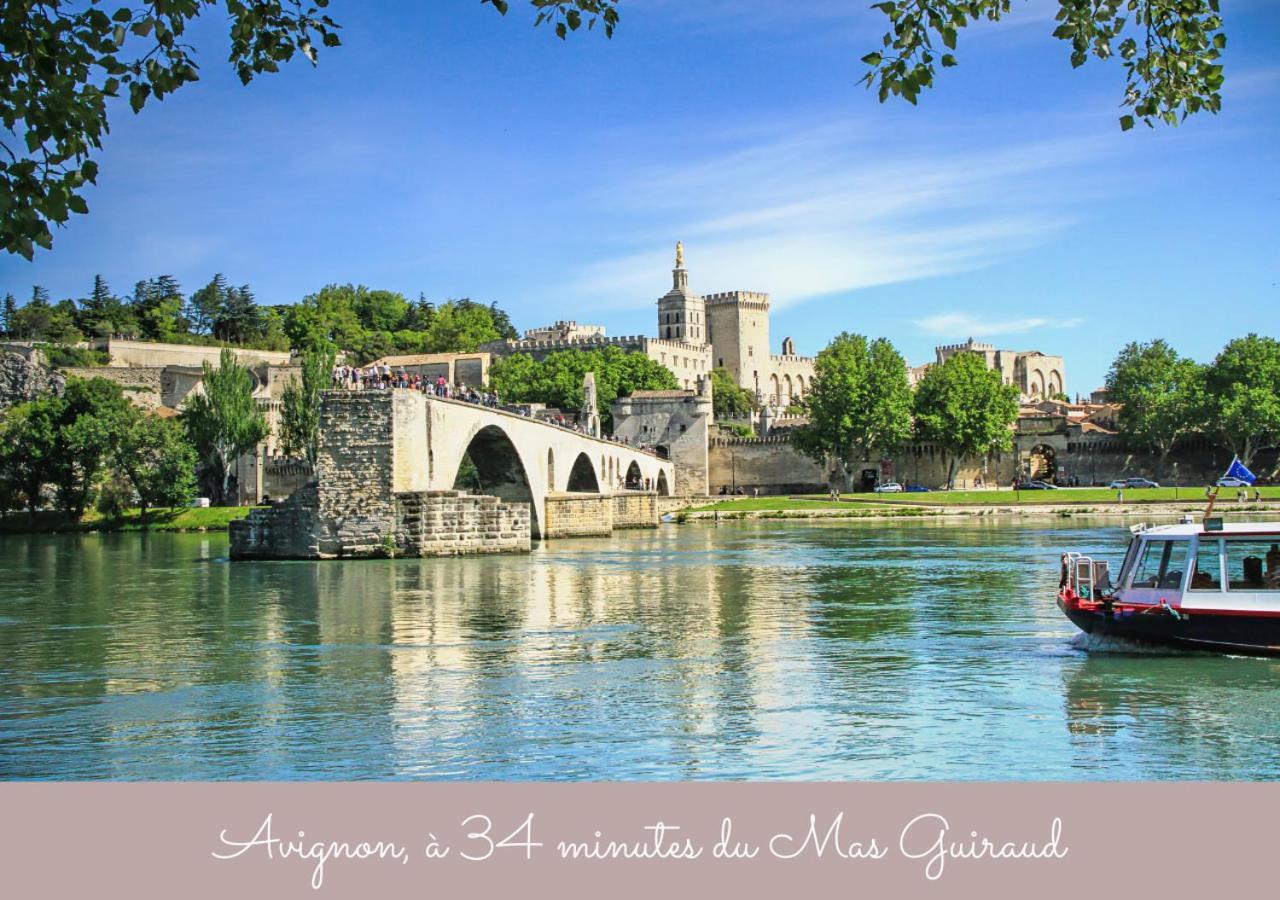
top-left (1, 294), bottom-right (16, 337)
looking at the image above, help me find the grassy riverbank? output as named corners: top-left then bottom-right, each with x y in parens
top-left (0, 506), bottom-right (254, 534)
top-left (686, 489), bottom-right (1280, 520)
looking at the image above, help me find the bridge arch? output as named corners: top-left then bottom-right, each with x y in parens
top-left (656, 470), bottom-right (670, 496)
top-left (451, 423), bottom-right (543, 539)
top-left (624, 460), bottom-right (643, 490)
top-left (547, 448), bottom-right (555, 491)
top-left (566, 452), bottom-right (600, 493)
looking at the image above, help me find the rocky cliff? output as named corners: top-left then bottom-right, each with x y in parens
top-left (0, 348), bottom-right (66, 413)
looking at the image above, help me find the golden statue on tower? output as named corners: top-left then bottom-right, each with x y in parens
top-left (675, 240), bottom-right (684, 269)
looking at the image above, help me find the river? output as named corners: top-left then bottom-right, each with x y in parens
top-left (2, 519), bottom-right (1278, 780)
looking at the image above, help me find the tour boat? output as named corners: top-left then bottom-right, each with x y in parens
top-left (1058, 519), bottom-right (1280, 656)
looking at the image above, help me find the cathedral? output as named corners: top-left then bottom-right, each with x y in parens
top-left (655, 241), bottom-right (815, 410)
top-left (484, 243), bottom-right (816, 412)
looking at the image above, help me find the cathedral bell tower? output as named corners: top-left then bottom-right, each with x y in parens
top-left (656, 241), bottom-right (705, 345)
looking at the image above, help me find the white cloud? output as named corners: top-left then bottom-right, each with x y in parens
top-left (554, 117), bottom-right (1106, 313)
top-left (914, 312), bottom-right (1085, 338)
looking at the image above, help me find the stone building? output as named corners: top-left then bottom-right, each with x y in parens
top-left (611, 376), bottom-right (714, 496)
top-left (483, 243), bottom-right (815, 412)
top-left (911, 337), bottom-right (1066, 402)
top-left (366, 351), bottom-right (490, 388)
top-left (522, 321), bottom-right (605, 342)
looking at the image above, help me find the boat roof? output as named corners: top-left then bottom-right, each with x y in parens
top-left (1141, 522), bottom-right (1280, 537)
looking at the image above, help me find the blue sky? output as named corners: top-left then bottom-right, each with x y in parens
top-left (2, 0), bottom-right (1278, 393)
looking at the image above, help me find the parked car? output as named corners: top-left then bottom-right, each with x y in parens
top-left (873, 482), bottom-right (903, 493)
top-left (1021, 480), bottom-right (1058, 490)
top-left (1217, 476), bottom-right (1251, 488)
top-left (1125, 478), bottom-right (1160, 489)
top-left (904, 483), bottom-right (931, 493)
top-left (1108, 479), bottom-right (1126, 490)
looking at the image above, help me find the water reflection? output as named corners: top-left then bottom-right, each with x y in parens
top-left (2, 520), bottom-right (1279, 780)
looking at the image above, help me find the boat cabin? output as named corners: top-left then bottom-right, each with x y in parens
top-left (1114, 523), bottom-right (1280, 612)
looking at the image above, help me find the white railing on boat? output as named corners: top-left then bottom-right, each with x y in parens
top-left (1063, 552), bottom-right (1111, 600)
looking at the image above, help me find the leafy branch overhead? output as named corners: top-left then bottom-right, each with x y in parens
top-left (0, 1), bottom-right (615, 261)
top-left (483, 0), bottom-right (619, 39)
top-left (860, 0), bottom-right (1226, 130)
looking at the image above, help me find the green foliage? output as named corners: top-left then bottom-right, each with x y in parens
top-left (723, 422), bottom-right (755, 439)
top-left (113, 413), bottom-right (199, 513)
top-left (280, 341), bottom-right (337, 464)
top-left (283, 285), bottom-right (511, 361)
top-left (861, 1), bottom-right (1227, 130)
top-left (2, 1), bottom-right (622, 259)
top-left (0, 1), bottom-right (341, 259)
top-left (94, 474), bottom-right (135, 519)
top-left (710, 367), bottom-right (756, 420)
top-left (913, 352), bottom-right (1019, 489)
top-left (483, 0), bottom-right (620, 40)
top-left (421, 300), bottom-right (503, 353)
top-left (0, 397), bottom-right (60, 516)
top-left (50, 378), bottom-right (137, 519)
top-left (7, 287), bottom-right (81, 342)
top-left (1201, 334), bottom-right (1280, 467)
top-left (1, 294), bottom-right (16, 336)
top-left (181, 348), bottom-right (269, 503)
top-left (1105, 339), bottom-right (1203, 475)
top-left (130, 276), bottom-right (188, 342)
top-left (33, 343), bottom-right (109, 368)
top-left (490, 346), bottom-right (679, 428)
top-left (790, 333), bottom-right (914, 481)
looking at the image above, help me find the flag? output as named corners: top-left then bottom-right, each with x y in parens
top-left (1224, 456), bottom-right (1257, 486)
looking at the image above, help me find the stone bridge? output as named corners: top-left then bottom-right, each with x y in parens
top-left (231, 389), bottom-right (676, 559)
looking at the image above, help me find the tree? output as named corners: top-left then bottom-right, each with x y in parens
top-left (791, 333), bottom-right (914, 489)
top-left (2, 1), bottom-right (613, 259)
top-left (77, 275), bottom-right (113, 337)
top-left (710, 367), bottom-right (755, 420)
top-left (285, 283), bottom-right (370, 352)
top-left (490, 346), bottom-right (678, 428)
top-left (279, 341), bottom-right (337, 464)
top-left (913, 352), bottom-right (1020, 489)
top-left (1, 294), bottom-right (16, 337)
top-left (214, 284), bottom-right (263, 344)
top-left (130, 276), bottom-right (187, 342)
top-left (9, 286), bottom-right (80, 342)
top-left (861, 1), bottom-right (1227, 131)
top-left (422, 300), bottom-right (503, 353)
top-left (48, 377), bottom-right (136, 520)
top-left (0, 398), bottom-right (60, 519)
top-left (113, 413), bottom-right (198, 515)
top-left (1105, 339), bottom-right (1203, 478)
top-left (187, 274), bottom-right (230, 336)
top-left (1201, 334), bottom-right (1280, 468)
top-left (181, 348), bottom-right (269, 504)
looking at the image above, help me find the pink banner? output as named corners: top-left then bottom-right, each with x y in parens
top-left (2, 783), bottom-right (1272, 898)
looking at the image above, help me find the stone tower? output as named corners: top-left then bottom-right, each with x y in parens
top-left (656, 241), bottom-right (706, 344)
top-left (703, 289), bottom-right (771, 395)
top-left (580, 371), bottom-right (602, 438)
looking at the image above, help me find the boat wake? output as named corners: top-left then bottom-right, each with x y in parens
top-left (1068, 631), bottom-right (1197, 656)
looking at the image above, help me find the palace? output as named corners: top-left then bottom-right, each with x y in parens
top-left (909, 337), bottom-right (1066, 403)
top-left (483, 243), bottom-right (816, 411)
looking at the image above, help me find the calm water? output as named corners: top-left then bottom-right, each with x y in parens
top-left (2, 519), bottom-right (1279, 781)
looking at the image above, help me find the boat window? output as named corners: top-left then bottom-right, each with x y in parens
top-left (1224, 540), bottom-right (1280, 591)
top-left (1128, 540), bottom-right (1189, 590)
top-left (1190, 538), bottom-right (1223, 591)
